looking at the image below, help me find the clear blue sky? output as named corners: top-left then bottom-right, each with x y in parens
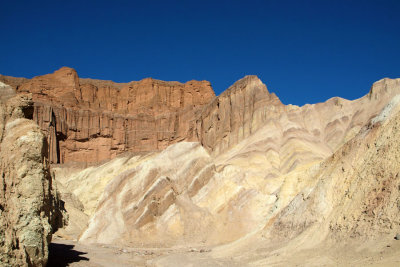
top-left (1, 0), bottom-right (399, 105)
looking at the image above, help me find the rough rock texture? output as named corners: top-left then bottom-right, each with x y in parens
top-left (1, 67), bottom-right (215, 164)
top-left (196, 75), bottom-right (284, 155)
top-left (5, 68), bottom-right (396, 168)
top-left (52, 152), bottom-right (156, 240)
top-left (200, 77), bottom-right (400, 187)
top-left (79, 142), bottom-right (218, 246)
top-left (4, 67), bottom-right (400, 265)
top-left (0, 84), bottom-right (63, 266)
top-left (269, 95), bottom-right (400, 243)
top-left (229, 92), bottom-right (400, 266)
top-left (57, 140), bottom-right (276, 247)
top-left (55, 77), bottom-right (400, 248)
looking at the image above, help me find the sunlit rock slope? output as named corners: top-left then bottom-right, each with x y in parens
top-left (51, 76), bottom-right (400, 250)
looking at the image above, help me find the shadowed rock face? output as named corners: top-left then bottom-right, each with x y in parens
top-left (1, 67), bottom-right (215, 164)
top-left (0, 85), bottom-right (64, 266)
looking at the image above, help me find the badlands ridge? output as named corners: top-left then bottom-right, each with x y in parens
top-left (1, 68), bottom-right (400, 266)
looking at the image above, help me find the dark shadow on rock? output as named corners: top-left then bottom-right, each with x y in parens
top-left (47, 242), bottom-right (89, 267)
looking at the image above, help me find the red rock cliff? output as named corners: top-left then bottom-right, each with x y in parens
top-left (1, 67), bottom-right (215, 164)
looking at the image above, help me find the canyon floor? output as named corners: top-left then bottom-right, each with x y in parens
top-left (48, 235), bottom-right (400, 267)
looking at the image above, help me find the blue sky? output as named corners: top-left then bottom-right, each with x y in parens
top-left (1, 0), bottom-right (399, 105)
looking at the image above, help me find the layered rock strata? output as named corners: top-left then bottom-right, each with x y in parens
top-left (195, 75), bottom-right (284, 155)
top-left (271, 95), bottom-right (400, 240)
top-left (70, 78), bottom-right (400, 247)
top-left (3, 67), bottom-right (400, 251)
top-left (1, 67), bottom-right (215, 164)
top-left (2, 68), bottom-right (400, 171)
top-left (234, 94), bottom-right (400, 266)
top-left (0, 84), bottom-right (63, 266)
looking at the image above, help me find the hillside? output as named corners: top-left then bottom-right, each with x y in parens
top-left (1, 69), bottom-right (400, 266)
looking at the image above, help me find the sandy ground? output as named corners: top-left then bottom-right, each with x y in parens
top-left (47, 238), bottom-right (231, 267)
top-left (244, 236), bottom-right (400, 267)
top-left (48, 234), bottom-right (400, 267)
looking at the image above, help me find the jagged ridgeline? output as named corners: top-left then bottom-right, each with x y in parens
top-left (1, 68), bottom-right (400, 265)
top-left (1, 67), bottom-right (215, 164)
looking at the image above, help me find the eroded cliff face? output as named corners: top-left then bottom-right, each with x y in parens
top-left (56, 77), bottom-right (400, 249)
top-left (200, 76), bottom-right (400, 182)
top-left (3, 68), bottom-right (399, 171)
top-left (196, 75), bottom-right (284, 155)
top-left (0, 83), bottom-right (63, 266)
top-left (1, 67), bottom-right (215, 164)
top-left (4, 67), bottom-right (400, 259)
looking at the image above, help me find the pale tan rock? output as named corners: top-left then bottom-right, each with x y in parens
top-left (62, 77), bottom-right (400, 249)
top-left (3, 68), bottom-right (400, 265)
top-left (5, 67), bottom-right (399, 263)
top-left (51, 152), bottom-right (158, 241)
top-left (213, 77), bottom-right (400, 182)
top-left (196, 75), bottom-right (284, 155)
top-left (79, 142), bottom-right (219, 246)
top-left (269, 94), bottom-right (400, 243)
top-left (223, 93), bottom-right (400, 266)
top-left (0, 90), bottom-right (64, 266)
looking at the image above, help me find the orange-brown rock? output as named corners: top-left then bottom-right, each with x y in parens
top-left (1, 67), bottom-right (215, 164)
top-left (4, 67), bottom-right (398, 171)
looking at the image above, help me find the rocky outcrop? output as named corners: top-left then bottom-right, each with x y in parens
top-left (0, 84), bottom-right (63, 266)
top-left (1, 67), bottom-right (215, 164)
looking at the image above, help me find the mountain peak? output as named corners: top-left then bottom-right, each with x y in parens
top-left (220, 75), bottom-right (269, 100)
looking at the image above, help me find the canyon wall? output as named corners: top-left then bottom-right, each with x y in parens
top-left (67, 77), bottom-right (400, 247)
top-left (0, 83), bottom-right (63, 266)
top-left (2, 68), bottom-right (399, 173)
top-left (195, 75), bottom-right (284, 155)
top-left (1, 67), bottom-right (215, 164)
